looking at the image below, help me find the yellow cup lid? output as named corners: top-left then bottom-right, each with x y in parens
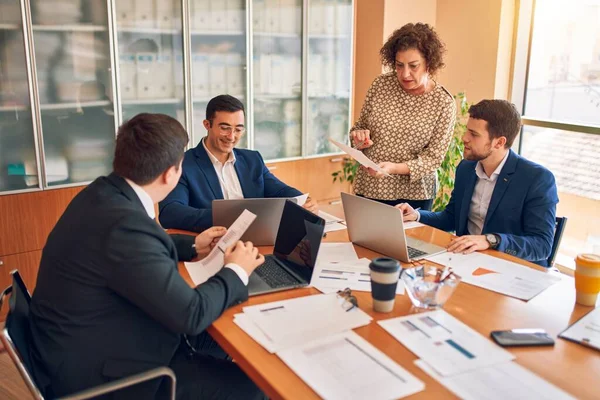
top-left (575, 253), bottom-right (600, 268)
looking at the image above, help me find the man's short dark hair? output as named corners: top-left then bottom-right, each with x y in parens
top-left (113, 113), bottom-right (189, 185)
top-left (206, 94), bottom-right (245, 121)
top-left (468, 100), bottom-right (522, 148)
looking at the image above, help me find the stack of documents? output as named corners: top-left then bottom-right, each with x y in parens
top-left (185, 210), bottom-right (256, 285)
top-left (379, 310), bottom-right (574, 399)
top-left (311, 243), bottom-right (405, 294)
top-left (425, 252), bottom-right (561, 301)
top-left (235, 294), bottom-right (425, 399)
top-left (235, 293), bottom-right (372, 352)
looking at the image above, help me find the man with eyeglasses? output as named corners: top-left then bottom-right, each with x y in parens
top-left (160, 94), bottom-right (317, 232)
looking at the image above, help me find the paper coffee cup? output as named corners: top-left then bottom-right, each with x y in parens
top-left (369, 257), bottom-right (400, 313)
top-left (575, 253), bottom-right (600, 306)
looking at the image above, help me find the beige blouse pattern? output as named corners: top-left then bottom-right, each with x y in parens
top-left (351, 72), bottom-right (456, 200)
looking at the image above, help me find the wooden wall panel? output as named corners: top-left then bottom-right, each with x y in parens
top-left (0, 187), bottom-right (84, 256)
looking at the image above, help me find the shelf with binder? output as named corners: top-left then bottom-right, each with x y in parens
top-left (38, 100), bottom-right (111, 111)
top-left (31, 24), bottom-right (107, 32)
top-left (122, 98), bottom-right (181, 106)
top-left (0, 105), bottom-right (28, 112)
top-left (0, 23), bottom-right (19, 30)
top-left (191, 30), bottom-right (245, 36)
top-left (117, 27), bottom-right (180, 35)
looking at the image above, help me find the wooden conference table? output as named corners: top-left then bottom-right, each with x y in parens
top-left (177, 210), bottom-right (600, 399)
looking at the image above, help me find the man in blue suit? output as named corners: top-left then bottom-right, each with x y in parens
top-left (159, 95), bottom-right (317, 232)
top-left (397, 99), bottom-right (558, 266)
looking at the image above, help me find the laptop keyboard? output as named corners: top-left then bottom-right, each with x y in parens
top-left (407, 246), bottom-right (428, 260)
top-left (254, 258), bottom-right (300, 288)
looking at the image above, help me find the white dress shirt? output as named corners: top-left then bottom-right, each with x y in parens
top-left (124, 178), bottom-right (249, 285)
top-left (467, 151), bottom-right (510, 235)
top-left (202, 138), bottom-right (244, 200)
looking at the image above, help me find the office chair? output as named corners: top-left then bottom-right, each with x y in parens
top-left (0, 270), bottom-right (177, 400)
top-left (548, 217), bottom-right (568, 268)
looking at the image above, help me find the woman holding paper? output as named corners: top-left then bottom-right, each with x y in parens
top-left (350, 23), bottom-right (455, 211)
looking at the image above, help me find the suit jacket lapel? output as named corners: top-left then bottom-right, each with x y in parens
top-left (484, 150), bottom-right (518, 228)
top-left (233, 151), bottom-right (254, 197)
top-left (458, 167), bottom-right (477, 235)
top-left (194, 143), bottom-right (224, 199)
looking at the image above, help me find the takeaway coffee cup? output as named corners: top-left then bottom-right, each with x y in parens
top-left (369, 257), bottom-right (401, 313)
top-left (575, 253), bottom-right (600, 306)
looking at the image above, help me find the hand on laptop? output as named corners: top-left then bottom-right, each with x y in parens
top-left (351, 129), bottom-right (373, 150)
top-left (225, 241), bottom-right (265, 275)
top-left (195, 226), bottom-right (227, 257)
top-left (303, 196), bottom-right (318, 214)
top-left (447, 235), bottom-right (490, 254)
top-left (395, 203), bottom-right (418, 222)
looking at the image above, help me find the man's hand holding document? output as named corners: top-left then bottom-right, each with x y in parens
top-left (328, 138), bottom-right (391, 177)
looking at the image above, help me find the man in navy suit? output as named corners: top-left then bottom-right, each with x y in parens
top-left (397, 99), bottom-right (558, 266)
top-left (159, 95), bottom-right (317, 232)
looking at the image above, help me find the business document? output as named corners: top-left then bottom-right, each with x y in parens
top-left (416, 360), bottom-right (575, 400)
top-left (277, 331), bottom-right (424, 400)
top-left (425, 252), bottom-right (561, 301)
top-left (184, 209), bottom-right (256, 285)
top-left (559, 307), bottom-right (600, 351)
top-left (378, 310), bottom-right (514, 376)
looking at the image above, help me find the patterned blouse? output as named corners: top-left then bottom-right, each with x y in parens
top-left (351, 72), bottom-right (456, 200)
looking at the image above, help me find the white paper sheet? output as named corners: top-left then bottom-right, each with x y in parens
top-left (277, 331), bottom-right (424, 400)
top-left (242, 293), bottom-right (372, 347)
top-left (184, 209), bottom-right (257, 285)
top-left (559, 307), bottom-right (600, 351)
top-left (316, 242), bottom-right (359, 264)
top-left (416, 360), bottom-right (575, 400)
top-left (312, 258), bottom-right (405, 295)
top-left (328, 138), bottom-right (391, 176)
top-left (404, 221), bottom-right (425, 230)
top-left (293, 193), bottom-right (309, 206)
top-left (378, 310), bottom-right (515, 376)
top-left (233, 313), bottom-right (282, 353)
top-left (319, 210), bottom-right (347, 233)
top-left (425, 252), bottom-right (562, 301)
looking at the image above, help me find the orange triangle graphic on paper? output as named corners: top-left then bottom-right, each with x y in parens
top-left (472, 267), bottom-right (499, 276)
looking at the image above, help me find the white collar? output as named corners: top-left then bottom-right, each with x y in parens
top-left (202, 137), bottom-right (236, 166)
top-left (125, 178), bottom-right (155, 219)
top-left (475, 150), bottom-right (510, 182)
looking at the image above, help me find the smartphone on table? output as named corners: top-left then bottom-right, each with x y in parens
top-left (490, 329), bottom-right (555, 347)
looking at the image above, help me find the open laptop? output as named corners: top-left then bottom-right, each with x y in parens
top-left (248, 200), bottom-right (325, 296)
top-left (341, 192), bottom-right (446, 262)
top-left (213, 198), bottom-right (297, 246)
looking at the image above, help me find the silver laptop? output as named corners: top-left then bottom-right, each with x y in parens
top-left (248, 200), bottom-right (325, 296)
top-left (212, 198), bottom-right (296, 246)
top-left (341, 192), bottom-right (446, 262)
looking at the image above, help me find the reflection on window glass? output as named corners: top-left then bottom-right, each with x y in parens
top-left (521, 126), bottom-right (600, 267)
top-left (525, 0), bottom-right (600, 126)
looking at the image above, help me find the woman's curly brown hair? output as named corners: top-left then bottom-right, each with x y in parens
top-left (380, 23), bottom-right (446, 76)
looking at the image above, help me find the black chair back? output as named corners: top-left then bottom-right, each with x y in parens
top-left (549, 217), bottom-right (568, 268)
top-left (0, 270), bottom-right (43, 399)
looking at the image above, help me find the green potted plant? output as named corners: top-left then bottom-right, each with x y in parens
top-left (331, 92), bottom-right (469, 211)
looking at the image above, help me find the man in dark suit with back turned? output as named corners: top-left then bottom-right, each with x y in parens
top-left (29, 113), bottom-right (266, 399)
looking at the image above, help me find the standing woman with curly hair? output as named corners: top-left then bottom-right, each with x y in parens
top-left (350, 23), bottom-right (456, 211)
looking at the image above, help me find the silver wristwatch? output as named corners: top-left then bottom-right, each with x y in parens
top-left (485, 233), bottom-right (500, 250)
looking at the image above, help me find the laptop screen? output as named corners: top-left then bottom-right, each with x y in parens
top-left (273, 200), bottom-right (325, 283)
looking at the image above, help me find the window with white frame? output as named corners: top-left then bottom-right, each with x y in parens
top-left (511, 0), bottom-right (600, 268)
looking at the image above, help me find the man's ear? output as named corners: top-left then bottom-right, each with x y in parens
top-left (495, 136), bottom-right (507, 149)
top-left (164, 164), bottom-right (179, 185)
top-left (203, 119), bottom-right (211, 131)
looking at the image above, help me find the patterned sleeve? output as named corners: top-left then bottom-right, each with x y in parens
top-left (405, 97), bottom-right (456, 182)
top-left (349, 77), bottom-right (377, 136)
